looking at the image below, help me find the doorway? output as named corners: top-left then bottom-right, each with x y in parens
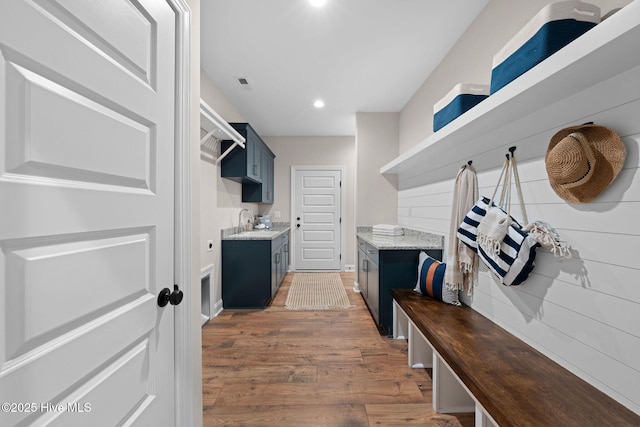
top-left (291, 167), bottom-right (344, 270)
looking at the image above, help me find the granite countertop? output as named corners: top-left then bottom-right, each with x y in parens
top-left (221, 222), bottom-right (290, 241)
top-left (357, 226), bottom-right (444, 250)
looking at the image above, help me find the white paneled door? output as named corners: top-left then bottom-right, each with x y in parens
top-left (293, 168), bottom-right (342, 270)
top-left (0, 1), bottom-right (178, 425)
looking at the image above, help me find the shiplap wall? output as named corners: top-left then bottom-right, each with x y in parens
top-left (398, 82), bottom-right (640, 412)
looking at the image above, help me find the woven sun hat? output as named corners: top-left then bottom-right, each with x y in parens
top-left (545, 123), bottom-right (626, 203)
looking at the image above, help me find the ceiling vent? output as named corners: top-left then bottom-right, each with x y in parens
top-left (235, 76), bottom-right (253, 91)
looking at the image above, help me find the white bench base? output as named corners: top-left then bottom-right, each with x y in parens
top-left (393, 301), bottom-right (499, 427)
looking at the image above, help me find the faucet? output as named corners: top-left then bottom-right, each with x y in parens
top-left (238, 209), bottom-right (254, 233)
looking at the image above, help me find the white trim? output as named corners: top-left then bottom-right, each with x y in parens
top-left (200, 264), bottom-right (214, 277)
top-left (200, 264), bottom-right (214, 326)
top-left (199, 99), bottom-right (245, 164)
top-left (290, 165), bottom-right (346, 271)
top-left (168, 1), bottom-right (200, 426)
top-left (212, 299), bottom-right (224, 318)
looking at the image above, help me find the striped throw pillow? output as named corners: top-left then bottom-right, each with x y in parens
top-left (413, 252), bottom-right (460, 306)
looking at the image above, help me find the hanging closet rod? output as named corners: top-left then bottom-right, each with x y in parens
top-left (199, 99), bottom-right (246, 164)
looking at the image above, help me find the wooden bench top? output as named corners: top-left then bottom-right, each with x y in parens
top-left (391, 288), bottom-right (639, 427)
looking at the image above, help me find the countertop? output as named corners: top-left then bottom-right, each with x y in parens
top-left (221, 223), bottom-right (290, 241)
top-left (357, 226), bottom-right (444, 250)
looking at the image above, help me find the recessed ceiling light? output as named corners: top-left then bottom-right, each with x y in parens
top-left (309, 0), bottom-right (327, 7)
top-left (313, 99), bottom-right (325, 109)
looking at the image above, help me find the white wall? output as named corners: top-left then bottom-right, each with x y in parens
top-left (200, 70), bottom-right (256, 312)
top-left (395, 0), bottom-right (639, 413)
top-left (263, 136), bottom-right (356, 268)
top-left (355, 112), bottom-right (399, 227)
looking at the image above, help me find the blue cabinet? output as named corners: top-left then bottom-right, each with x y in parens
top-left (221, 123), bottom-right (262, 183)
top-left (242, 147), bottom-right (274, 203)
top-left (357, 237), bottom-right (442, 336)
top-left (221, 122), bottom-right (275, 204)
top-left (222, 232), bottom-right (289, 309)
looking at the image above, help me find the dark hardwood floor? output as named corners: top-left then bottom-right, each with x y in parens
top-left (202, 272), bottom-right (474, 426)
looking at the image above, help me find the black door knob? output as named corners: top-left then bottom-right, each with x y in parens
top-left (296, 224), bottom-right (300, 228)
top-left (170, 284), bottom-right (184, 306)
top-left (158, 285), bottom-right (183, 307)
top-left (157, 288), bottom-right (171, 307)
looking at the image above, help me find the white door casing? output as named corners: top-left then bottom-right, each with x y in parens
top-left (292, 167), bottom-right (343, 270)
top-left (0, 1), bottom-right (182, 425)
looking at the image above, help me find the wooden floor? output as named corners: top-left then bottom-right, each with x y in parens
top-left (202, 272), bottom-right (474, 426)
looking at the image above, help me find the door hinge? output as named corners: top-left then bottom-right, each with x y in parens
top-left (340, 254), bottom-right (342, 260)
top-left (339, 217), bottom-right (342, 224)
top-left (339, 180), bottom-right (342, 188)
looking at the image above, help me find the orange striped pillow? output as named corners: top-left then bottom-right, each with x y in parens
top-left (413, 252), bottom-right (460, 306)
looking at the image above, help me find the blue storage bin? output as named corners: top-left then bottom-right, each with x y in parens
top-left (433, 83), bottom-right (489, 132)
top-left (490, 1), bottom-right (600, 94)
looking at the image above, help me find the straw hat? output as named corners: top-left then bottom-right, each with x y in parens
top-left (545, 123), bottom-right (625, 203)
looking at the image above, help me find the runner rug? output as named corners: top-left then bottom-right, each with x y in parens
top-left (285, 272), bottom-right (351, 310)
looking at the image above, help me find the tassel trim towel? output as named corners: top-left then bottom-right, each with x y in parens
top-left (445, 164), bottom-right (479, 294)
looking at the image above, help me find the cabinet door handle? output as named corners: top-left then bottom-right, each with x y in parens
top-left (363, 259), bottom-right (368, 272)
top-left (275, 253), bottom-right (280, 264)
top-left (284, 244), bottom-right (288, 253)
top-left (253, 164), bottom-right (258, 176)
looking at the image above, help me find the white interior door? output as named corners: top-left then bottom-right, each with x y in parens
top-left (293, 168), bottom-right (342, 270)
top-left (0, 1), bottom-right (177, 425)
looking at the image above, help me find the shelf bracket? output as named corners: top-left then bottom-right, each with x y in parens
top-left (200, 128), bottom-right (218, 146)
top-left (199, 99), bottom-right (246, 164)
top-left (218, 141), bottom-right (243, 164)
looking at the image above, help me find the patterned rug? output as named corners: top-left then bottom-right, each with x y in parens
top-left (285, 273), bottom-right (351, 310)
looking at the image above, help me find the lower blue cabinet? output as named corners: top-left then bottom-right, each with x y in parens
top-left (222, 232), bottom-right (289, 309)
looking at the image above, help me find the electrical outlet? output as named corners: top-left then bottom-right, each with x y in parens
top-left (207, 240), bottom-right (214, 252)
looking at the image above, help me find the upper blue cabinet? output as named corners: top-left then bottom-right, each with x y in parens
top-left (221, 122), bottom-right (275, 203)
top-left (221, 123), bottom-right (263, 183)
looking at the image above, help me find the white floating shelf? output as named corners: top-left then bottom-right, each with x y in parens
top-left (381, 2), bottom-right (640, 190)
top-left (199, 99), bottom-right (245, 163)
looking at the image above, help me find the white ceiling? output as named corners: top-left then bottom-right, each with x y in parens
top-left (201, 0), bottom-right (489, 137)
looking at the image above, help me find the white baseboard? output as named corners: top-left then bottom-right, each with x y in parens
top-left (212, 299), bottom-right (224, 318)
top-left (344, 264), bottom-right (355, 271)
top-left (353, 281), bottom-right (361, 293)
top-left (201, 313), bottom-right (209, 327)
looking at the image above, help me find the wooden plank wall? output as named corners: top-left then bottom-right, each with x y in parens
top-left (396, 68), bottom-right (640, 414)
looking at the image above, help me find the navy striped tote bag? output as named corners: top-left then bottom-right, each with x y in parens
top-left (457, 154), bottom-right (539, 286)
